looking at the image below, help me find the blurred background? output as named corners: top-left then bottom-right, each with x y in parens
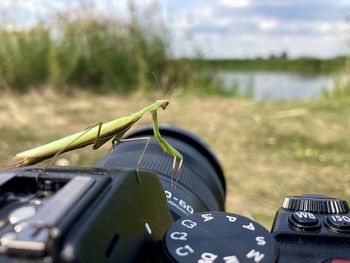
top-left (0, 0), bottom-right (349, 228)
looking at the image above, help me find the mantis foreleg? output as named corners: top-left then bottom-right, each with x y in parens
top-left (150, 109), bottom-right (183, 184)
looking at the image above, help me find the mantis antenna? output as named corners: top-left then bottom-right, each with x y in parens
top-left (166, 50), bottom-right (211, 99)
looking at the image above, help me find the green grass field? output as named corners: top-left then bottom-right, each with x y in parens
top-left (2, 90), bottom-right (350, 228)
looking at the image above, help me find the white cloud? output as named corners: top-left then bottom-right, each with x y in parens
top-left (218, 0), bottom-right (251, 8)
top-left (176, 13), bottom-right (194, 30)
top-left (318, 22), bottom-right (331, 32)
top-left (258, 19), bottom-right (278, 31)
top-left (0, 0), bottom-right (62, 13)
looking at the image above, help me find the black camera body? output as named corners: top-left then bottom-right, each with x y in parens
top-left (0, 126), bottom-right (349, 263)
top-left (271, 195), bottom-right (350, 263)
top-left (0, 167), bottom-right (173, 262)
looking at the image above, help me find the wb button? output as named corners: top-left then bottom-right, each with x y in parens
top-left (289, 212), bottom-right (321, 231)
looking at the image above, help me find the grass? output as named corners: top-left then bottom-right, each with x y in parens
top-left (1, 90), bottom-right (350, 229)
top-left (0, 4), bottom-right (218, 95)
top-left (323, 60), bottom-right (350, 99)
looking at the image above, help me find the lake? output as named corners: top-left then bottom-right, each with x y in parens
top-left (217, 71), bottom-right (337, 100)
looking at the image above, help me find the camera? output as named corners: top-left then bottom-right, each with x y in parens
top-left (0, 126), bottom-right (349, 263)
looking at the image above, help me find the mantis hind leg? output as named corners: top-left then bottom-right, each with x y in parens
top-left (92, 122), bottom-right (114, 150)
top-left (112, 137), bottom-right (151, 183)
top-left (35, 122), bottom-right (104, 184)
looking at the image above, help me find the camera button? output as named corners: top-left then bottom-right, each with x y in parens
top-left (325, 215), bottom-right (350, 233)
top-left (289, 212), bottom-right (321, 231)
top-left (8, 206), bottom-right (36, 224)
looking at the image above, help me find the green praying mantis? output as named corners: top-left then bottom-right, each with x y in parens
top-left (12, 99), bottom-right (183, 183)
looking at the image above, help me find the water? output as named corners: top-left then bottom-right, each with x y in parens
top-left (217, 71), bottom-right (336, 101)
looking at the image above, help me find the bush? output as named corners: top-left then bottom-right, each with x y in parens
top-left (0, 3), bottom-right (210, 94)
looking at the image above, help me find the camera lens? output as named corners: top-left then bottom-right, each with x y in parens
top-left (96, 125), bottom-right (225, 220)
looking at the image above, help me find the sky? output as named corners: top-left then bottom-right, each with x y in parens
top-left (0, 0), bottom-right (349, 59)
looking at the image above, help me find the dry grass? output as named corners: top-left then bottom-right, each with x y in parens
top-left (1, 90), bottom-right (350, 228)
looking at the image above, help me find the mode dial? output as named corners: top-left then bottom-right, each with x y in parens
top-left (163, 211), bottom-right (278, 263)
top-left (282, 194), bottom-right (349, 214)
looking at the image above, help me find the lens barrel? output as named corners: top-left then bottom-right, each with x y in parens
top-left (96, 125), bottom-right (225, 220)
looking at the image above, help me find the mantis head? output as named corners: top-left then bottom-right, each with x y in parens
top-left (155, 99), bottom-right (169, 110)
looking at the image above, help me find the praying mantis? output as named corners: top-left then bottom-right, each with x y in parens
top-left (12, 99), bottom-right (183, 183)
